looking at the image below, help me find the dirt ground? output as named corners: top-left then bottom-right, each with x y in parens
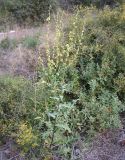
top-left (82, 129), bottom-right (125, 160)
top-left (0, 24), bottom-right (55, 77)
top-left (1, 129), bottom-right (125, 160)
top-left (0, 12), bottom-right (70, 77)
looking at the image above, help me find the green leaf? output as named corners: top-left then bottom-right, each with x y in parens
top-left (48, 112), bottom-right (57, 119)
top-left (56, 124), bottom-right (72, 133)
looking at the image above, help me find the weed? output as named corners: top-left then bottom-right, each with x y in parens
top-left (22, 36), bottom-right (40, 49)
top-left (0, 37), bottom-right (17, 50)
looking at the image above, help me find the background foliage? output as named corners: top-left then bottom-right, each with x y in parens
top-left (0, 0), bottom-right (57, 25)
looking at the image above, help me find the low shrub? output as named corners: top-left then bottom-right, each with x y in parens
top-left (0, 76), bottom-right (33, 139)
top-left (16, 122), bottom-right (38, 152)
top-left (22, 36), bottom-right (40, 49)
top-left (0, 37), bottom-right (17, 50)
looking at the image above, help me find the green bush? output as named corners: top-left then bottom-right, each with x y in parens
top-left (0, 76), bottom-right (33, 138)
top-left (0, 0), bottom-right (57, 25)
top-left (1, 5), bottom-right (125, 159)
top-left (22, 36), bottom-right (40, 49)
top-left (65, 0), bottom-right (123, 7)
top-left (0, 37), bottom-right (17, 50)
top-left (36, 6), bottom-right (125, 157)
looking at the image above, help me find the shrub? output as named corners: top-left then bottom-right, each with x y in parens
top-left (63, 0), bottom-right (122, 8)
top-left (36, 6), bottom-right (125, 157)
top-left (0, 76), bottom-right (33, 139)
top-left (16, 122), bottom-right (38, 152)
top-left (1, 0), bottom-right (57, 25)
top-left (0, 37), bottom-right (17, 50)
top-left (22, 36), bottom-right (40, 49)
top-left (1, 5), bottom-right (125, 159)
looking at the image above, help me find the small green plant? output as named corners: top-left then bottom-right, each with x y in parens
top-left (16, 122), bottom-right (38, 152)
top-left (22, 36), bottom-right (40, 49)
top-left (0, 37), bottom-right (17, 50)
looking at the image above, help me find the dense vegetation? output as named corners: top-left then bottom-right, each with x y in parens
top-left (0, 1), bottom-right (125, 160)
top-left (0, 0), bottom-right (123, 26)
top-left (0, 0), bottom-right (57, 26)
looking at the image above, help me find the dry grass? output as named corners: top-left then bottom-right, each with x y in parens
top-left (0, 10), bottom-right (72, 77)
